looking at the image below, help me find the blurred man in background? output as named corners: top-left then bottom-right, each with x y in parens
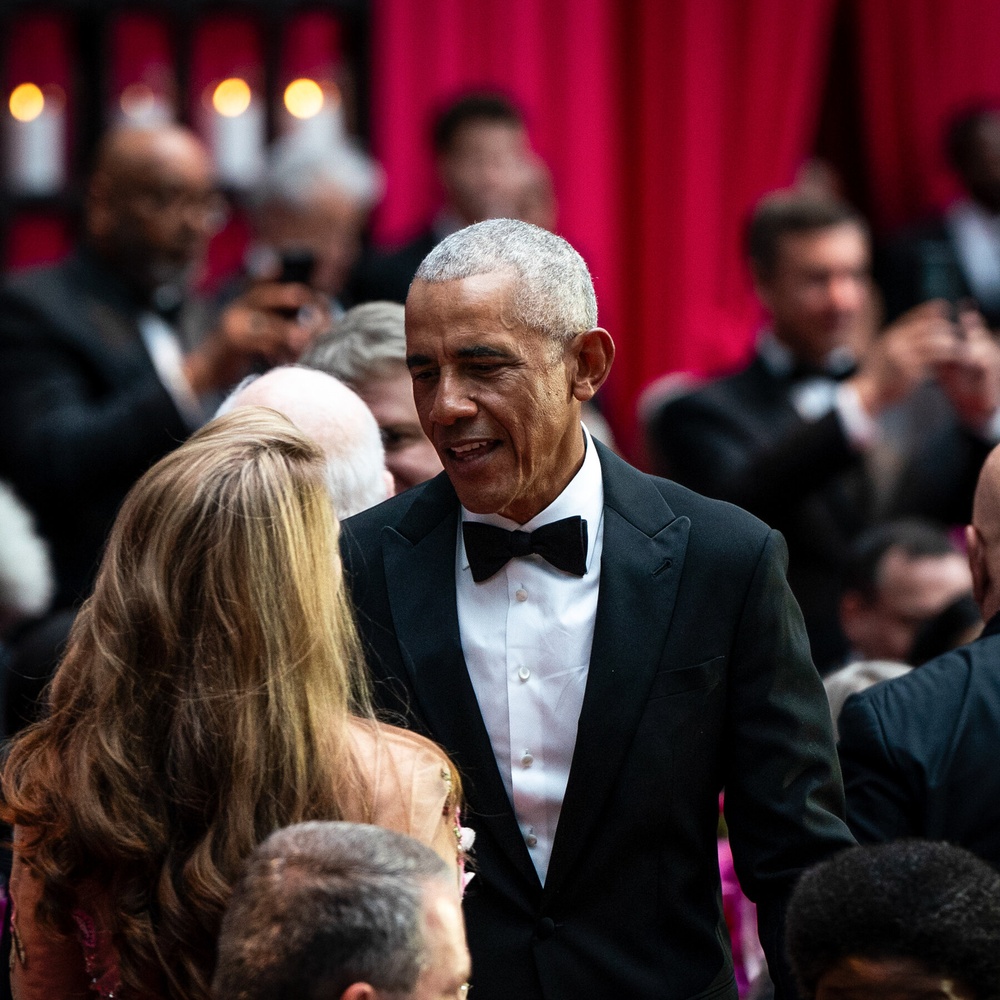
top-left (880, 103), bottom-right (1000, 328)
top-left (353, 92), bottom-right (530, 303)
top-left (838, 443), bottom-right (1000, 864)
top-left (302, 302), bottom-right (442, 494)
top-left (652, 193), bottom-right (1000, 670)
top-left (0, 124), bottom-right (327, 609)
top-left (218, 365), bottom-right (392, 518)
top-left (248, 129), bottom-right (383, 314)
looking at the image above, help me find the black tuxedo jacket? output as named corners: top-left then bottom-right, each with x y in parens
top-left (649, 357), bottom-right (867, 670)
top-left (876, 215), bottom-right (1000, 329)
top-left (0, 251), bottom-right (190, 607)
top-left (341, 444), bottom-right (854, 1000)
top-left (649, 358), bottom-right (989, 672)
top-left (838, 612), bottom-right (1000, 868)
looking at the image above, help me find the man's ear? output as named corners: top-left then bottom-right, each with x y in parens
top-left (967, 523), bottom-right (988, 608)
top-left (567, 328), bottom-right (615, 402)
top-left (340, 984), bottom-right (379, 1000)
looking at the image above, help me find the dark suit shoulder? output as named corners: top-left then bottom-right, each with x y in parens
top-left (844, 631), bottom-right (995, 731)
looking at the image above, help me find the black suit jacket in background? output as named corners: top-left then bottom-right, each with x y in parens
top-left (838, 611), bottom-right (1000, 869)
top-left (0, 251), bottom-right (190, 608)
top-left (650, 357), bottom-right (990, 672)
top-left (341, 443), bottom-right (854, 1000)
top-left (876, 215), bottom-right (1000, 329)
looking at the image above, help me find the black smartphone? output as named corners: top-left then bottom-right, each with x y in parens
top-left (278, 249), bottom-right (317, 286)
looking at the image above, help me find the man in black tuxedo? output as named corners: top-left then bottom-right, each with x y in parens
top-left (838, 443), bottom-right (1000, 868)
top-left (879, 104), bottom-right (1000, 328)
top-left (0, 125), bottom-right (325, 608)
top-left (341, 218), bottom-right (854, 999)
top-left (351, 93), bottom-right (530, 304)
top-left (651, 194), bottom-right (1000, 671)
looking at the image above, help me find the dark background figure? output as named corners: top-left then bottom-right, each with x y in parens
top-left (838, 443), bottom-right (1000, 866)
top-left (342, 218), bottom-right (854, 1000)
top-left (301, 301), bottom-right (444, 494)
top-left (651, 193), bottom-right (1000, 671)
top-left (0, 124), bottom-right (327, 610)
top-left (212, 822), bottom-right (470, 1000)
top-left (786, 840), bottom-right (1000, 1000)
top-left (837, 518), bottom-right (973, 665)
top-left (351, 92), bottom-right (530, 304)
top-left (879, 104), bottom-right (1000, 329)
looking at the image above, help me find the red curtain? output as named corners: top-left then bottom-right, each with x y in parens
top-left (855, 0), bottom-right (1000, 234)
top-left (371, 0), bottom-right (838, 454)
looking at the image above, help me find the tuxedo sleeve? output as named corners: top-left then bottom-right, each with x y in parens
top-left (721, 529), bottom-right (855, 999)
top-left (837, 691), bottom-right (918, 844)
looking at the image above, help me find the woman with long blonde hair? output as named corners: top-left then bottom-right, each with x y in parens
top-left (2, 409), bottom-right (461, 1000)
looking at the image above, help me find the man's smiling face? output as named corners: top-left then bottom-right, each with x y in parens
top-left (405, 270), bottom-right (585, 524)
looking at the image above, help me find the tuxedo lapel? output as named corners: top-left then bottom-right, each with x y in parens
top-left (382, 475), bottom-right (542, 893)
top-left (544, 447), bottom-right (690, 894)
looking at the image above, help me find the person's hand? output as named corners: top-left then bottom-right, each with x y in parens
top-left (935, 308), bottom-right (1000, 431)
top-left (182, 281), bottom-right (329, 394)
top-left (848, 300), bottom-right (957, 415)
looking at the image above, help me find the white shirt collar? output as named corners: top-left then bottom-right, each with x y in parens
top-left (460, 423), bottom-right (603, 575)
top-left (756, 329), bottom-right (856, 378)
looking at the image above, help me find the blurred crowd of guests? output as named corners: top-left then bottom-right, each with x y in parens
top-left (3, 88), bottom-right (1000, 1000)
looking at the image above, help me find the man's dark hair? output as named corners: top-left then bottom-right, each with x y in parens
top-left (211, 821), bottom-right (451, 1000)
top-left (786, 840), bottom-right (1000, 1000)
top-left (842, 518), bottom-right (956, 603)
top-left (945, 102), bottom-right (1000, 175)
top-left (746, 192), bottom-right (867, 278)
top-left (432, 92), bottom-right (523, 154)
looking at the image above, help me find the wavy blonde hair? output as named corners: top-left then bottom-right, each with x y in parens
top-left (2, 408), bottom-right (375, 1000)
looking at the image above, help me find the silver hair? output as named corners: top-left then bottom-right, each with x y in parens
top-left (250, 129), bottom-right (384, 213)
top-left (212, 821), bottom-right (450, 1000)
top-left (301, 301), bottom-right (407, 387)
top-left (413, 217), bottom-right (598, 342)
top-left (215, 368), bottom-right (388, 519)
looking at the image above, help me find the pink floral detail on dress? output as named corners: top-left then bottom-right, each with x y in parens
top-left (72, 909), bottom-right (119, 998)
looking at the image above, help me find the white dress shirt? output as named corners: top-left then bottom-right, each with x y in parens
top-left (138, 311), bottom-right (205, 429)
top-left (457, 425), bottom-right (604, 884)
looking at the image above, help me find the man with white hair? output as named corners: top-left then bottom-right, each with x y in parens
top-left (248, 130), bottom-right (383, 309)
top-left (219, 366), bottom-right (390, 519)
top-left (341, 218), bottom-right (853, 999)
top-left (302, 302), bottom-right (443, 494)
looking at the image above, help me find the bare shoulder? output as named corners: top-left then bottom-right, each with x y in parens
top-left (347, 718), bottom-right (458, 837)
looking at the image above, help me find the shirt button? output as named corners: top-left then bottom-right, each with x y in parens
top-left (515, 588), bottom-right (528, 602)
top-left (525, 834), bottom-right (538, 847)
top-left (518, 665), bottom-right (530, 681)
top-left (521, 752), bottom-right (534, 767)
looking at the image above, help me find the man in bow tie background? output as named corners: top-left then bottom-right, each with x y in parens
top-left (341, 217), bottom-right (853, 1000)
top-left (649, 192), bottom-right (1000, 672)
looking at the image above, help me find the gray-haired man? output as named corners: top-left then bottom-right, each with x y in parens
top-left (212, 822), bottom-right (470, 1000)
top-left (341, 218), bottom-right (853, 999)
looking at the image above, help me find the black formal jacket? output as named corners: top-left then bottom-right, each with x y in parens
top-left (838, 611), bottom-right (1000, 869)
top-left (0, 251), bottom-right (190, 607)
top-left (341, 443), bottom-right (854, 1000)
top-left (649, 357), bottom-right (989, 672)
top-left (876, 215), bottom-right (1000, 329)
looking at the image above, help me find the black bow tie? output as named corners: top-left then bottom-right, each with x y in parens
top-left (463, 516), bottom-right (589, 583)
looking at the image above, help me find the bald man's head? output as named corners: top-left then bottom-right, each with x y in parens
top-left (87, 125), bottom-right (220, 293)
top-left (219, 367), bottom-right (391, 518)
top-left (967, 444), bottom-right (1000, 620)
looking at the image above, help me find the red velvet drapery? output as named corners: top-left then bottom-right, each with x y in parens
top-left (370, 0), bottom-right (838, 453)
top-left (855, 0), bottom-right (1000, 234)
